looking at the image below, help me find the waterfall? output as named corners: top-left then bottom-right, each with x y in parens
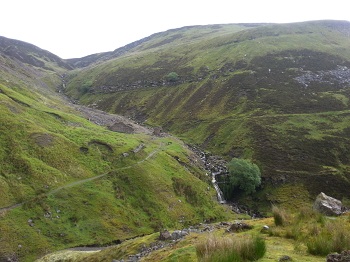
top-left (190, 145), bottom-right (227, 205)
top-left (211, 172), bottom-right (226, 204)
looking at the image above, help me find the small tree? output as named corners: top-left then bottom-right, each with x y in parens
top-left (226, 158), bottom-right (261, 195)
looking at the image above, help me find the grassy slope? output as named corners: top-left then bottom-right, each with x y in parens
top-left (65, 20), bottom-right (350, 211)
top-left (0, 52), bottom-right (228, 261)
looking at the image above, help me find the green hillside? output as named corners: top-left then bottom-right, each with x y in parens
top-left (66, 20), bottom-right (350, 209)
top-left (0, 38), bottom-right (227, 261)
top-left (3, 19), bottom-right (350, 261)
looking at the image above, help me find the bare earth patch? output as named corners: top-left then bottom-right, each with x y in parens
top-left (31, 133), bottom-right (54, 147)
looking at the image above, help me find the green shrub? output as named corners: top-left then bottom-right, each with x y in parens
top-left (165, 72), bottom-right (179, 82)
top-left (196, 235), bottom-right (266, 262)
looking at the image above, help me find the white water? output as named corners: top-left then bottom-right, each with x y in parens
top-left (211, 173), bottom-right (226, 204)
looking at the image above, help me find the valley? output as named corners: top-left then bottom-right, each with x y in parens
top-left (1, 20), bottom-right (350, 261)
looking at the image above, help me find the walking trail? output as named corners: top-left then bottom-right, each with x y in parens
top-left (0, 141), bottom-right (164, 214)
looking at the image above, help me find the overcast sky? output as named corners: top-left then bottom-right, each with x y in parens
top-left (1, 0), bottom-right (349, 59)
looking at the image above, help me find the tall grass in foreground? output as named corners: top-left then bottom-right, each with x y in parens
top-left (270, 205), bottom-right (350, 256)
top-left (306, 220), bottom-right (350, 256)
top-left (196, 235), bottom-right (266, 262)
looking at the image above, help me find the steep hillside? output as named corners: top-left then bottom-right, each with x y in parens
top-left (0, 40), bottom-right (228, 261)
top-left (0, 36), bottom-right (72, 71)
top-left (66, 20), bottom-right (350, 209)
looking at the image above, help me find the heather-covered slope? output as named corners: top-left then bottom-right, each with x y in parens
top-left (0, 35), bottom-right (73, 71)
top-left (65, 20), bottom-right (350, 209)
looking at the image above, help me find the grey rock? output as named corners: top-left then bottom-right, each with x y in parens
top-left (327, 250), bottom-right (350, 262)
top-left (261, 225), bottom-right (270, 233)
top-left (181, 229), bottom-right (189, 235)
top-left (159, 230), bottom-right (171, 241)
top-left (171, 230), bottom-right (188, 240)
top-left (27, 219), bottom-right (35, 227)
top-left (279, 255), bottom-right (292, 261)
top-left (313, 192), bottom-right (343, 216)
top-left (227, 222), bottom-right (253, 232)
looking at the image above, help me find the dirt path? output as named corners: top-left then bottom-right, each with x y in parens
top-left (0, 142), bottom-right (164, 214)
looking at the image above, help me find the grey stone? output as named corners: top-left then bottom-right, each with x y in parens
top-left (327, 250), bottom-right (350, 262)
top-left (313, 192), bottom-right (343, 216)
top-left (261, 225), bottom-right (270, 233)
top-left (27, 219), bottom-right (35, 227)
top-left (159, 230), bottom-right (171, 240)
top-left (279, 255), bottom-right (292, 261)
top-left (227, 222), bottom-right (253, 232)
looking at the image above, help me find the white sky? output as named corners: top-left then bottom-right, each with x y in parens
top-left (1, 0), bottom-right (349, 59)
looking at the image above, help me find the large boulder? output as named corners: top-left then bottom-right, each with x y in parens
top-left (313, 192), bottom-right (343, 216)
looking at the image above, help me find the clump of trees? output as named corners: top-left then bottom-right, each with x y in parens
top-left (222, 158), bottom-right (261, 198)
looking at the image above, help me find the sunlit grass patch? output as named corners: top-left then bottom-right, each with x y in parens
top-left (196, 234), bottom-right (266, 262)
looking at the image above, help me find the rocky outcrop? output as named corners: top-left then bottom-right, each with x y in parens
top-left (313, 192), bottom-right (343, 216)
top-left (327, 250), bottom-right (350, 262)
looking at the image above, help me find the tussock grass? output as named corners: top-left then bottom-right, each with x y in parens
top-left (269, 205), bottom-right (350, 257)
top-left (307, 220), bottom-right (350, 256)
top-left (196, 234), bottom-right (266, 262)
top-left (272, 205), bottom-right (290, 226)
